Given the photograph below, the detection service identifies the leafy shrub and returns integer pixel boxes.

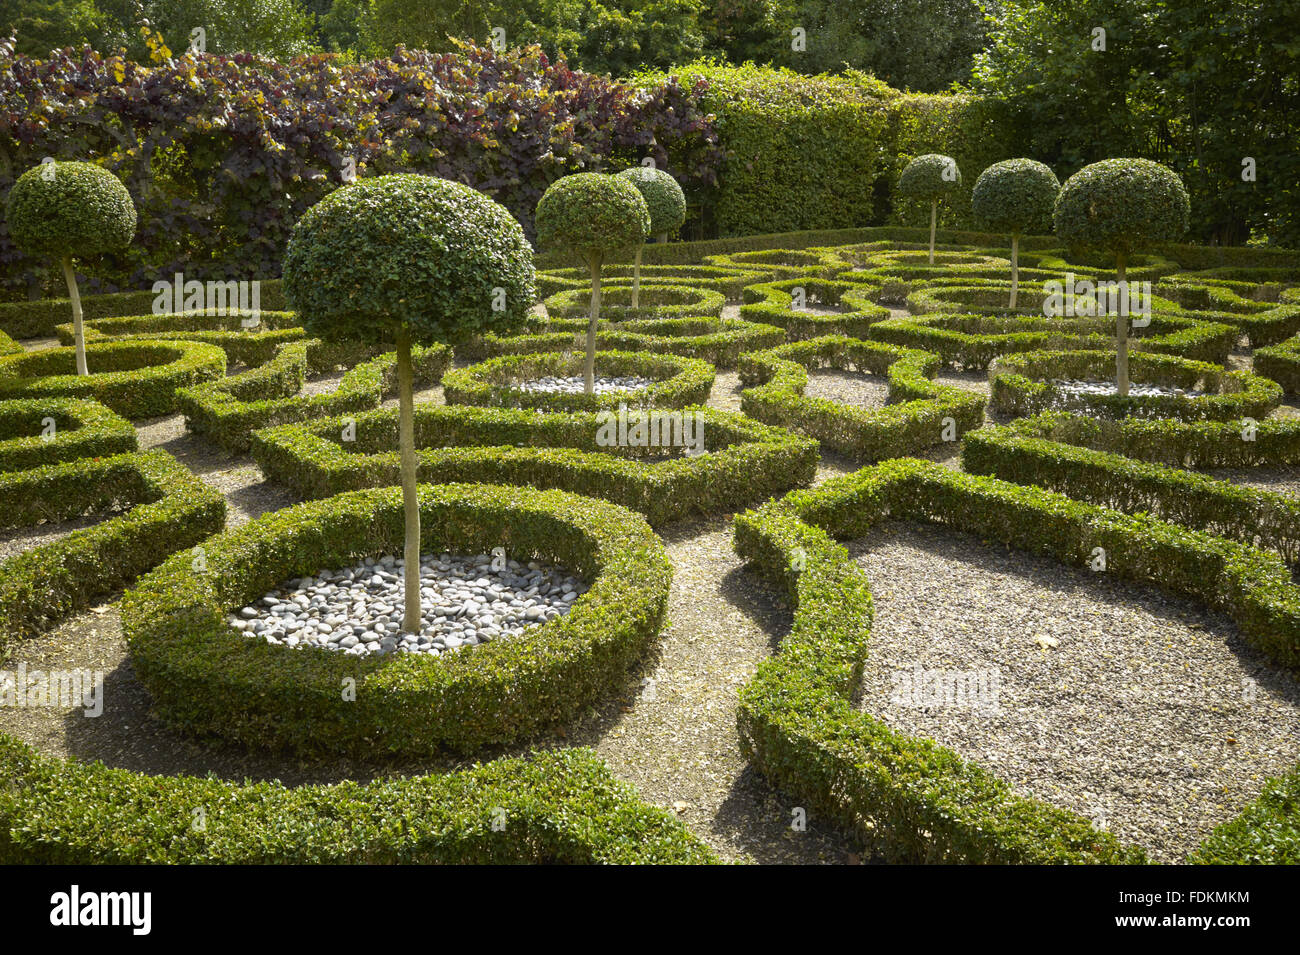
[615,167,687,240]
[739,279,890,339]
[971,158,1060,307]
[898,154,962,263]
[544,283,724,321]
[0,397,136,471]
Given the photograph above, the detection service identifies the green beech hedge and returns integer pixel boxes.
[869,312,1237,369]
[249,404,817,527]
[544,283,725,320]
[57,309,307,367]
[122,483,672,756]
[733,457,1300,861]
[537,264,767,301]
[444,351,714,412]
[962,424,1300,564]
[0,739,716,864]
[738,336,984,459]
[0,340,227,418]
[0,450,225,655]
[739,279,889,339]
[989,350,1282,421]
[178,340,451,452]
[0,397,136,471]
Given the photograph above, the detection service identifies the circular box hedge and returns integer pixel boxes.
[0,339,226,418]
[536,264,767,301]
[544,283,725,320]
[443,350,715,412]
[703,247,851,281]
[57,309,308,367]
[0,397,136,471]
[739,278,889,339]
[123,483,673,756]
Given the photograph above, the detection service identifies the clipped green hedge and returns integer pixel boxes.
[0,739,716,864]
[733,456,1300,860]
[123,483,672,756]
[703,247,851,281]
[58,309,308,367]
[962,423,1300,564]
[0,339,227,418]
[250,403,817,527]
[868,311,1237,369]
[0,397,136,471]
[444,351,714,412]
[1255,336,1300,394]
[989,349,1282,421]
[0,329,19,356]
[0,450,226,655]
[906,282,1189,320]
[739,336,984,459]
[1152,281,1300,347]
[739,278,889,339]
[537,264,767,301]
[178,340,451,452]
[1188,768,1300,865]
[544,283,725,320]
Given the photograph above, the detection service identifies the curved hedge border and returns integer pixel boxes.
[1255,336,1300,394]
[733,457,1300,861]
[473,318,784,369]
[537,264,766,301]
[0,739,715,863]
[1152,282,1300,347]
[738,336,984,459]
[0,329,19,356]
[178,340,452,452]
[739,278,889,339]
[989,349,1282,421]
[868,312,1236,369]
[249,403,818,527]
[962,423,1300,564]
[123,483,671,756]
[0,397,136,471]
[0,340,227,419]
[57,309,307,367]
[703,247,850,281]
[544,283,725,320]
[1028,252,1181,281]
[443,351,714,412]
[906,282,1189,319]
[0,449,226,655]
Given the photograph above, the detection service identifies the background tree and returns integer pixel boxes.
[897,154,962,264]
[970,157,1058,307]
[535,173,649,392]
[5,161,136,374]
[282,174,536,632]
[615,165,686,307]
[1054,157,1189,397]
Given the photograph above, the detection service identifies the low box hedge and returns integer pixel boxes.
[1255,336,1300,393]
[122,483,672,756]
[733,456,1300,861]
[0,330,19,356]
[1152,281,1300,347]
[703,247,852,281]
[249,403,818,527]
[57,309,307,367]
[443,351,715,412]
[178,340,451,452]
[738,336,985,460]
[537,264,767,301]
[0,738,716,864]
[989,349,1282,421]
[906,282,1189,320]
[0,449,226,654]
[0,397,136,471]
[1188,767,1300,865]
[739,278,890,339]
[544,283,726,320]
[0,340,227,419]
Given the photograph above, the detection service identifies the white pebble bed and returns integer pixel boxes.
[1051,378,1208,400]
[228,552,588,657]
[514,375,653,394]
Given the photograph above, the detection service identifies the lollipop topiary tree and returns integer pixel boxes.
[897,154,962,265]
[615,166,687,308]
[535,173,650,392]
[5,161,136,375]
[1054,158,1190,397]
[282,174,535,632]
[971,159,1060,309]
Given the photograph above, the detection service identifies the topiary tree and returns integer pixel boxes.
[971,158,1060,309]
[5,161,136,375]
[897,153,962,265]
[282,174,535,632]
[1054,158,1190,397]
[615,166,687,308]
[535,173,650,392]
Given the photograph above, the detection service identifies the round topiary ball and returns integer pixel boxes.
[897,154,963,199]
[615,166,687,238]
[5,160,137,260]
[1054,158,1190,256]
[535,173,651,261]
[971,158,1060,236]
[281,174,536,342]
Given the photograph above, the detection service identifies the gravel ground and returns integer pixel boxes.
[848,520,1300,862]
[803,369,890,408]
[0,511,117,561]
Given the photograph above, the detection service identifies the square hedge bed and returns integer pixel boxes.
[0,397,136,471]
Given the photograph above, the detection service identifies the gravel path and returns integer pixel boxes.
[848,520,1300,862]
[802,370,890,408]
[0,512,116,561]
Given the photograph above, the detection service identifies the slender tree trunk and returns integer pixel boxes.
[61,257,88,375]
[632,243,643,309]
[585,255,602,394]
[1009,235,1020,309]
[1115,253,1129,398]
[396,329,422,633]
[928,198,938,265]
[657,232,667,244]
